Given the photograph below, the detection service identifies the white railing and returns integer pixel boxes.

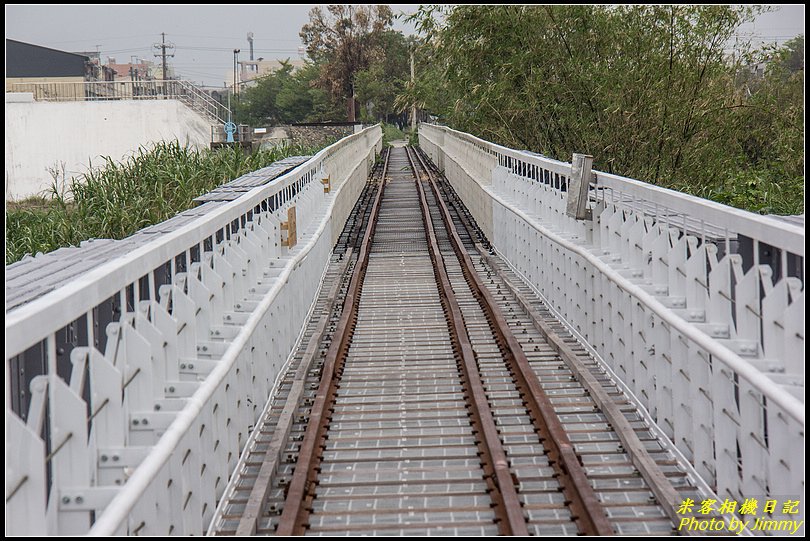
[421,124,804,516]
[10,80,230,124]
[4,125,382,535]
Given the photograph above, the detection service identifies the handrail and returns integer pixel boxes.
[424,124,804,257]
[5,125,382,535]
[10,80,232,125]
[6,127,374,355]
[420,122,804,519]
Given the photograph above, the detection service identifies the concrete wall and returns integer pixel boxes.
[259,124,360,151]
[5,97,212,200]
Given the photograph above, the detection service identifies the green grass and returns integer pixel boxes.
[381,123,406,146]
[6,141,320,265]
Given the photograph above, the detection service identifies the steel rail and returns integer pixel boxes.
[406,147,529,536]
[88,128,382,536]
[234,150,387,535]
[411,147,614,536]
[417,145,696,533]
[275,148,391,535]
[235,247,354,535]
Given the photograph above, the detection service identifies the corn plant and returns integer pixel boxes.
[6,141,317,265]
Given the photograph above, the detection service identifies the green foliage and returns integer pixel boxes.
[6,141,319,264]
[406,5,804,214]
[235,7,412,126]
[381,123,406,146]
[698,168,804,215]
[300,5,394,103]
[354,31,412,122]
[233,61,343,125]
[407,129,419,147]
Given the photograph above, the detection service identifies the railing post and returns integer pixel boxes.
[567,153,594,220]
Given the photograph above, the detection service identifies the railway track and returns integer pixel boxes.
[210,145,710,536]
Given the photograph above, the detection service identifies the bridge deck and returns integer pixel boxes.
[210,146,715,535]
[6,125,802,536]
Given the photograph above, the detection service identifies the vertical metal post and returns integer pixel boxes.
[410,49,416,131]
[567,153,594,220]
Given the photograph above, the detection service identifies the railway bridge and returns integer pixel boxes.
[5,124,804,535]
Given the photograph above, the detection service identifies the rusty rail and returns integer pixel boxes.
[409,147,614,535]
[275,150,391,535]
[407,147,529,535]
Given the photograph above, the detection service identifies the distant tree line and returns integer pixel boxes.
[235,4,803,214]
[400,5,804,214]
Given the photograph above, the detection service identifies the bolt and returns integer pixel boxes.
[62,496,71,504]
[155,404,162,411]
[132,419,140,426]
[168,386,176,393]
[101,455,109,462]
[142,418,149,426]
[188,363,194,369]
[180,363,187,369]
[75,496,84,504]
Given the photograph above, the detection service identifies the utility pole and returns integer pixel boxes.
[153,32,175,81]
[410,48,417,132]
[233,49,241,95]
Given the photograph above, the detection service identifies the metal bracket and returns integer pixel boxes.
[58,486,121,511]
[280,206,297,248]
[321,176,331,193]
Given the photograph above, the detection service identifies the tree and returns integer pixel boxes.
[405,5,803,213]
[354,30,411,123]
[233,60,343,125]
[300,5,394,120]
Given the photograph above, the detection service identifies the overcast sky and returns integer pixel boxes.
[5,4,805,88]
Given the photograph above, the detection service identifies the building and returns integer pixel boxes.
[106,58,157,82]
[6,39,114,99]
[226,58,307,92]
